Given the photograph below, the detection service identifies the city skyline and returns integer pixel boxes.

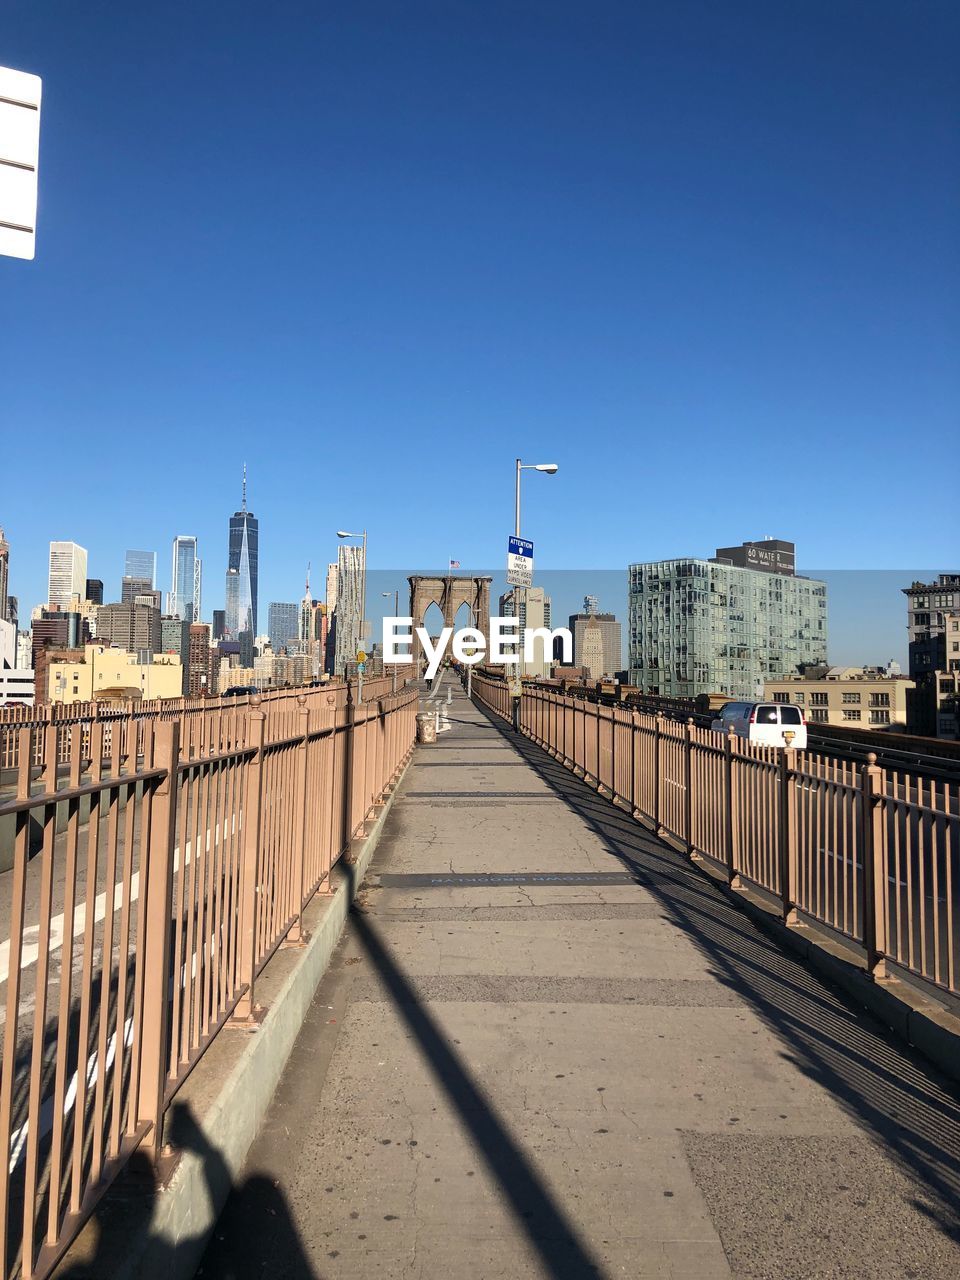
[0,516,952,672]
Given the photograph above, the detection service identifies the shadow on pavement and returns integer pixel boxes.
[346,859,607,1279]
[475,697,960,1245]
[58,1102,316,1280]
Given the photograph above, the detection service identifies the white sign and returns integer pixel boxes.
[382,616,572,680]
[0,66,42,260]
[506,536,533,588]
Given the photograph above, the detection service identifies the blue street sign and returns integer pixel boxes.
[508,536,533,558]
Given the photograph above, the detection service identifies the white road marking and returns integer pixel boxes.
[0,815,236,985]
[8,1016,135,1173]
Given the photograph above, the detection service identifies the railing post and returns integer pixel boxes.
[861,754,889,979]
[287,696,310,945]
[630,710,638,816]
[723,726,739,887]
[232,699,266,1024]
[653,714,663,833]
[683,718,694,857]
[137,720,180,1157]
[779,747,799,924]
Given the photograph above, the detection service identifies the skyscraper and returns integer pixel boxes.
[325,563,339,614]
[224,467,258,642]
[169,535,202,623]
[96,602,162,658]
[121,576,154,605]
[124,549,157,587]
[333,544,364,676]
[498,586,554,678]
[48,541,88,608]
[0,527,9,622]
[568,598,621,677]
[269,601,299,653]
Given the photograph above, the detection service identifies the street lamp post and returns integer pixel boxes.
[337,529,367,701]
[382,589,400,692]
[513,460,558,690]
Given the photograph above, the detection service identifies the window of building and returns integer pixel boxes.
[870,710,891,725]
[842,709,861,721]
[772,692,788,703]
[869,692,890,707]
[794,692,804,703]
[810,692,828,706]
[809,708,828,722]
[841,692,860,704]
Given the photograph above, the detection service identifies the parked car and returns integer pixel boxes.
[711,700,807,749]
[221,685,260,697]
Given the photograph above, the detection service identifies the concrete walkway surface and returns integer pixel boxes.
[195,676,960,1280]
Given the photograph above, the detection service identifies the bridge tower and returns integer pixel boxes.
[408,575,492,670]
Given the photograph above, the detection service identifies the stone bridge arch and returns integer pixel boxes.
[408,575,492,669]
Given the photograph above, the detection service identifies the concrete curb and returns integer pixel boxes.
[56,750,414,1280]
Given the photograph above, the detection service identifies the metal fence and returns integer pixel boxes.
[473,674,960,1003]
[0,676,401,775]
[0,683,417,1279]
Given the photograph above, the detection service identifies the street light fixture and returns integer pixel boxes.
[382,589,400,691]
[513,460,559,690]
[515,460,559,536]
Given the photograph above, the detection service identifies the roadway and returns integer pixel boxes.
[196,682,960,1279]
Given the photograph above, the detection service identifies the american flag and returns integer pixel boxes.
[449,559,460,569]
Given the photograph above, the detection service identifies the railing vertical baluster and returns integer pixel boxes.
[233,701,266,1022]
[138,720,180,1158]
[653,714,663,833]
[861,754,889,979]
[632,706,640,814]
[723,726,739,886]
[683,718,694,856]
[288,696,311,942]
[778,747,799,924]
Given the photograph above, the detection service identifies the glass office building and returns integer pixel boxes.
[224,477,258,641]
[169,535,202,623]
[268,601,299,653]
[628,541,827,699]
[124,549,156,586]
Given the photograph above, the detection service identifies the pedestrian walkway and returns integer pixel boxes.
[197,682,960,1279]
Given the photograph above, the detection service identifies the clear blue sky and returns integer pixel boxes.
[2,1,957,655]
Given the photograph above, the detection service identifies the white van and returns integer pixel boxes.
[711,701,807,749]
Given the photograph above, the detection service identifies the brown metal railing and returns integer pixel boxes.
[0,676,401,774]
[473,674,960,1003]
[0,683,417,1279]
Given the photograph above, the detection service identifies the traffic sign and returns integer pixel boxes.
[356,650,367,664]
[506,536,533,588]
[0,66,42,261]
